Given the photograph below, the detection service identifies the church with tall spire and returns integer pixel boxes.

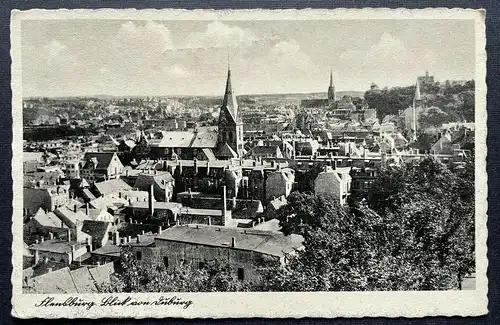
[216,62,244,159]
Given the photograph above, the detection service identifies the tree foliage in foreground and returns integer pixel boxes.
[100,247,251,293]
[258,156,474,291]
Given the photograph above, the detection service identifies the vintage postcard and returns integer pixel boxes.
[11,8,487,318]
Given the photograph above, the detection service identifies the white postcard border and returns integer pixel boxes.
[11,8,488,319]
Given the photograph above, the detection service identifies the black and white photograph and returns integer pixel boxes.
[10,8,487,319]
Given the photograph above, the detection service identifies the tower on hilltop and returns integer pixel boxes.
[328,69,336,105]
[216,62,244,158]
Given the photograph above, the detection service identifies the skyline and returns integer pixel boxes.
[21,19,475,97]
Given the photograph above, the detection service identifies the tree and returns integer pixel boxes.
[260,156,475,291]
[131,134,150,162]
[366,156,475,289]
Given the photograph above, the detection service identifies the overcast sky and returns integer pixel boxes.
[21,19,475,97]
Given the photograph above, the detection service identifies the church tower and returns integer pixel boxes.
[327,69,336,105]
[216,64,244,158]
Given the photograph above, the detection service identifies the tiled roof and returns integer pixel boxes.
[81,220,111,245]
[82,152,117,170]
[156,224,304,258]
[32,208,64,228]
[190,129,218,148]
[29,239,85,254]
[216,143,238,158]
[54,206,90,227]
[249,145,280,157]
[148,131,195,148]
[88,262,115,286]
[69,266,98,293]
[94,178,132,196]
[28,267,77,294]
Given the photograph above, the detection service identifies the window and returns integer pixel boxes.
[237,268,245,281]
[163,256,169,267]
[198,261,205,269]
[136,251,142,261]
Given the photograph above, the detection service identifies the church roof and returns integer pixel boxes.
[216,143,238,159]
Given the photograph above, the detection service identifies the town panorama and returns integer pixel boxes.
[22,66,475,293]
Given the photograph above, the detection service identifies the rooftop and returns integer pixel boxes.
[156,224,303,258]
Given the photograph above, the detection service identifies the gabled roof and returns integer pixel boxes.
[82,152,119,170]
[81,220,111,243]
[148,131,195,148]
[216,143,238,159]
[32,208,65,228]
[201,148,217,161]
[134,172,175,190]
[190,128,218,148]
[93,178,132,196]
[53,206,90,228]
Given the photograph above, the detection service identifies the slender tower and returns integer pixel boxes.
[412,80,421,142]
[327,69,336,106]
[216,56,244,157]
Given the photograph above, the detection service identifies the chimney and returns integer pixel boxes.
[176,220,180,226]
[194,158,198,174]
[126,169,129,177]
[141,230,145,235]
[231,237,236,248]
[34,250,39,265]
[49,232,54,240]
[35,239,39,244]
[86,237,93,252]
[47,267,53,273]
[127,236,132,243]
[136,235,141,243]
[222,186,228,226]
[44,256,49,264]
[114,231,120,245]
[40,236,44,243]
[206,161,210,175]
[165,186,170,202]
[85,203,89,216]
[67,228,71,242]
[158,225,163,234]
[232,196,237,209]
[208,216,212,226]
[73,204,77,213]
[148,184,154,216]
[179,161,183,174]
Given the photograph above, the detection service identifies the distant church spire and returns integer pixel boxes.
[328,69,336,104]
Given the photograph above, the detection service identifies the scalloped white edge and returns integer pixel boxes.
[10,8,488,319]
